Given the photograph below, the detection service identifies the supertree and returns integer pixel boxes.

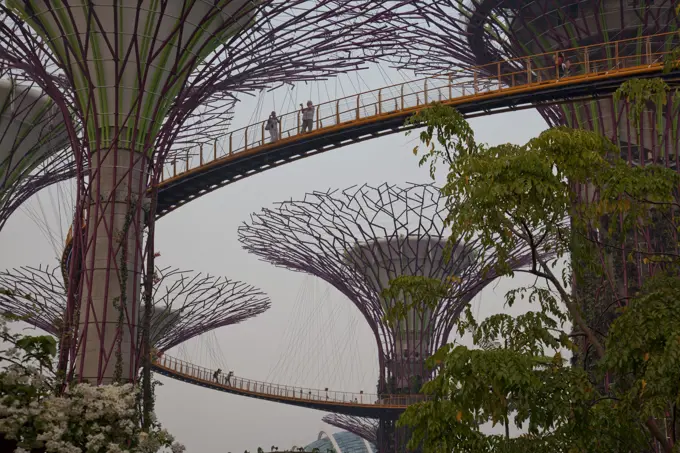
[322,414,378,445]
[239,183,538,451]
[0,68,72,233]
[0,264,270,367]
[0,0,405,384]
[390,0,680,370]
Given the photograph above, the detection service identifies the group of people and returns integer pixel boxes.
[265,52,572,145]
[264,100,315,143]
[213,368,234,386]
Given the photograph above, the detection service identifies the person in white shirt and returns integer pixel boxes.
[300,100,314,134]
[265,111,280,143]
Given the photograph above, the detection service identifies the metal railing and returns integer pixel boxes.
[160,31,679,183]
[153,354,426,408]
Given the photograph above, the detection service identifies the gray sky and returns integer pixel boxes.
[0,64,552,452]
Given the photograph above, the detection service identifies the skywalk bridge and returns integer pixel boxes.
[154,31,680,219]
[152,354,425,418]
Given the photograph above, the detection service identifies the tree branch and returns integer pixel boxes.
[645,417,672,453]
[536,256,605,359]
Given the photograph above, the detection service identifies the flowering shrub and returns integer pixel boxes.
[0,315,184,453]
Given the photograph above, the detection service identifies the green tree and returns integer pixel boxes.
[394,92,680,452]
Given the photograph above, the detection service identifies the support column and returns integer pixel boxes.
[76,148,148,384]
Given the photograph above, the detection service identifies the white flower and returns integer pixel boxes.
[0,332,180,453]
[170,442,186,453]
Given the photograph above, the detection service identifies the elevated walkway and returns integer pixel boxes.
[154,31,680,218]
[152,354,425,418]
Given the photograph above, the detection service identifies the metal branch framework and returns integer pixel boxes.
[0,265,64,334]
[0,68,72,232]
[322,414,378,445]
[0,264,270,370]
[0,0,407,383]
[239,183,536,393]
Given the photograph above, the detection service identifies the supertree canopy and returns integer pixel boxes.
[0,264,270,367]
[239,183,536,450]
[0,0,404,384]
[239,183,535,392]
[0,70,71,232]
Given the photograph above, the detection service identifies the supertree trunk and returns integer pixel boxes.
[74,149,148,383]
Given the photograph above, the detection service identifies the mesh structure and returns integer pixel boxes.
[0,264,270,370]
[322,414,378,445]
[239,183,539,452]
[304,431,376,453]
[0,0,405,384]
[0,69,72,232]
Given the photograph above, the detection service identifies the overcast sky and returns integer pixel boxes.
[0,64,551,452]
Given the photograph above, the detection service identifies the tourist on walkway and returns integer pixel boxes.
[213,368,222,382]
[226,371,234,385]
[300,101,314,134]
[265,111,280,143]
[555,52,567,78]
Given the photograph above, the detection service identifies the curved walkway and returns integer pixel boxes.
[152,354,425,419]
[154,31,680,218]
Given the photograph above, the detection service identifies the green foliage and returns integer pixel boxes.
[614,78,670,129]
[15,335,57,371]
[603,275,680,417]
[440,124,670,268]
[406,103,477,179]
[381,275,451,323]
[399,284,672,452]
[394,84,680,451]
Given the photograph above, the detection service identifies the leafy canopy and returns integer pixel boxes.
[393,78,680,452]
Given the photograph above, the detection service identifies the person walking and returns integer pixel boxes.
[300,101,314,134]
[555,52,567,78]
[265,111,280,143]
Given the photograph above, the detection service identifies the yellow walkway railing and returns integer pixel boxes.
[153,354,425,409]
[160,31,677,185]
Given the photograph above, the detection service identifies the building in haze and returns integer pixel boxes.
[304,431,376,453]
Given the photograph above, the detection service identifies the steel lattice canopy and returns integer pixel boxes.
[0,77,69,203]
